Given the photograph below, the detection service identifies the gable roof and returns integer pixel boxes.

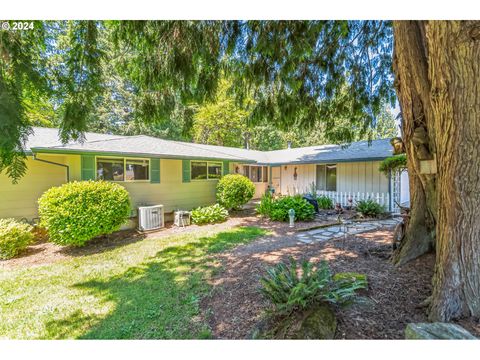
[28,127,393,164]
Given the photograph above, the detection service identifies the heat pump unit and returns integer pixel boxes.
[138,205,164,231]
[174,210,191,227]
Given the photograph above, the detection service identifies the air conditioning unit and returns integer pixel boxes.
[138,205,164,231]
[174,210,191,227]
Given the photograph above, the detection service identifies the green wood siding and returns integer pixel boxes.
[81,155,95,180]
[150,158,160,183]
[222,161,229,176]
[182,160,191,182]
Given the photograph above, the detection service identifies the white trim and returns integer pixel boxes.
[95,155,151,182]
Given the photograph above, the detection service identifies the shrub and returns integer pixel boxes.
[356,199,385,217]
[38,181,131,246]
[191,204,229,225]
[257,195,315,222]
[379,154,407,175]
[256,193,275,216]
[260,258,367,315]
[316,195,333,210]
[0,218,34,259]
[216,174,255,210]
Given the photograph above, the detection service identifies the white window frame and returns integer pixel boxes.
[190,160,224,181]
[95,156,151,183]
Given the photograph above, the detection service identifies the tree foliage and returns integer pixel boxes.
[1,20,395,182]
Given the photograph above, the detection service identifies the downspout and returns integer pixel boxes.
[33,153,70,182]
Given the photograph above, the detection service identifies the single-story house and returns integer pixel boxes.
[0,127,407,224]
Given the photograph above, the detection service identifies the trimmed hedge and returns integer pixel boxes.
[191,204,229,225]
[38,181,131,246]
[216,174,255,210]
[0,218,34,259]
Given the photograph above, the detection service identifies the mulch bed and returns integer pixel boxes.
[200,227,480,339]
[0,209,333,270]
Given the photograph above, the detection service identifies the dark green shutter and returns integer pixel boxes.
[182,160,191,182]
[150,158,160,183]
[222,161,229,176]
[81,155,95,180]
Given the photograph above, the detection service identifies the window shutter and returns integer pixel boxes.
[81,155,95,180]
[222,161,229,176]
[182,160,191,182]
[150,158,160,183]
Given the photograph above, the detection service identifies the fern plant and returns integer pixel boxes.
[260,258,367,315]
[355,199,385,217]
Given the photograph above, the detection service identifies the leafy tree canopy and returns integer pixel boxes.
[0,20,395,181]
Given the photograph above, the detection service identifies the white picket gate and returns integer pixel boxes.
[316,190,390,209]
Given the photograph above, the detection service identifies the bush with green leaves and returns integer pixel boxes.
[355,199,386,217]
[257,195,315,222]
[216,174,255,210]
[260,258,367,315]
[191,203,229,225]
[38,180,131,247]
[316,195,334,210]
[0,218,34,259]
[379,154,407,175]
[256,193,275,216]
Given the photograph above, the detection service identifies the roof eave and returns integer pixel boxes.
[264,156,391,166]
[31,147,257,163]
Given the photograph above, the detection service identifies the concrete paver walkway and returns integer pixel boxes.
[296,218,402,244]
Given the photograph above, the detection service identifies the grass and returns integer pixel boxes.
[0,226,267,339]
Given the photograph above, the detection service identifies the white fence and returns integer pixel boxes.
[316,190,391,210]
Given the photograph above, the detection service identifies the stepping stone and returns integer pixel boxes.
[327,227,341,232]
[299,238,313,244]
[313,235,330,241]
[308,229,326,235]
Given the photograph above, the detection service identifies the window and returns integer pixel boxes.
[97,158,125,181]
[243,165,268,183]
[316,163,336,191]
[126,159,149,181]
[326,164,337,191]
[208,162,222,179]
[96,157,150,182]
[191,161,223,180]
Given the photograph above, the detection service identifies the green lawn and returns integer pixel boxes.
[0,226,267,339]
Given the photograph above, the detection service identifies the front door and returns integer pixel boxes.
[271,166,281,194]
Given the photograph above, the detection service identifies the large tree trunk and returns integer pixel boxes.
[426,21,480,321]
[392,21,436,266]
[393,20,480,320]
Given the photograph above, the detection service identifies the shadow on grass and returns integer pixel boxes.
[59,230,147,257]
[44,226,267,339]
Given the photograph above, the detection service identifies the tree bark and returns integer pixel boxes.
[426,21,480,321]
[392,21,436,266]
[393,20,480,320]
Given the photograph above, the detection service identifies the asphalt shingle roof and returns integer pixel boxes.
[28,127,393,164]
